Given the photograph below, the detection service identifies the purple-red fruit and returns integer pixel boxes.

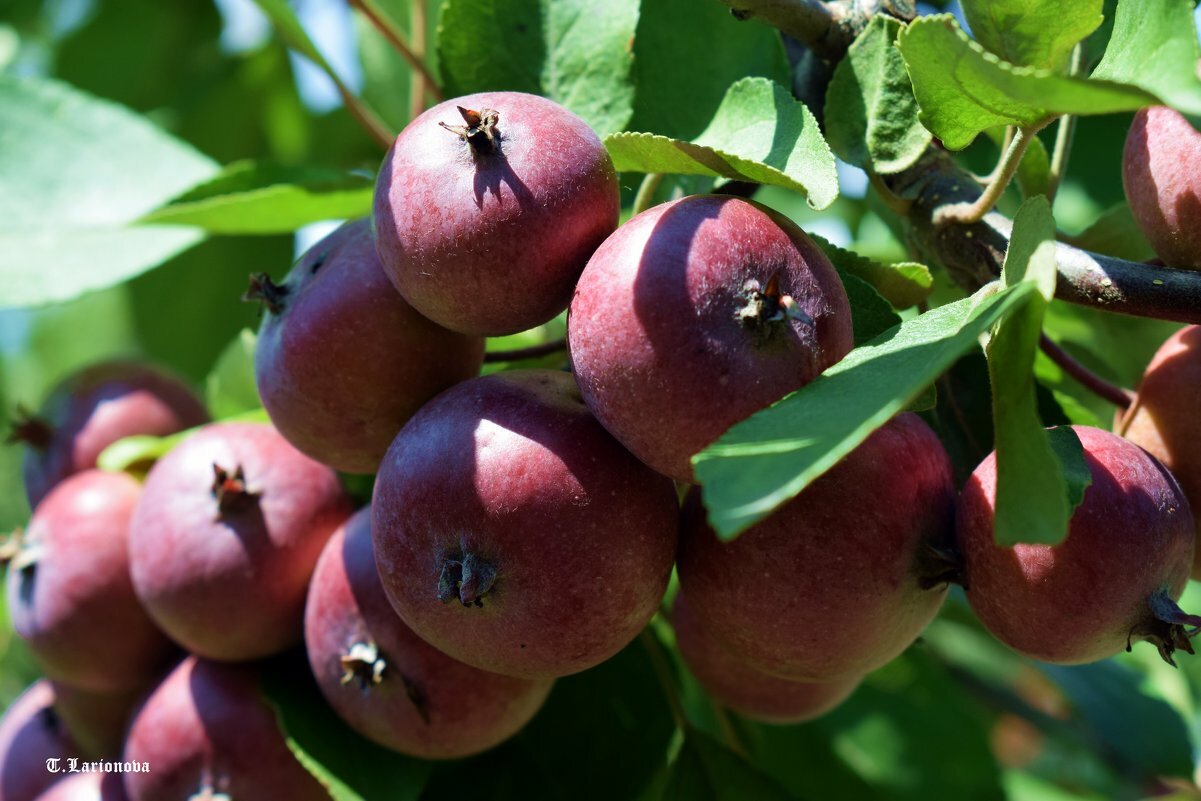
[122,658,328,801]
[32,772,128,801]
[672,592,860,725]
[373,370,679,679]
[568,194,854,482]
[9,362,208,508]
[129,422,352,661]
[305,508,553,758]
[1123,107,1201,269]
[7,471,175,693]
[249,218,485,474]
[373,92,620,336]
[677,413,956,681]
[958,425,1198,665]
[1121,326,1201,576]
[0,682,83,801]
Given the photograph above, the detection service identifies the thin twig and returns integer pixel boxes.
[1038,334,1134,409]
[975,126,1014,185]
[1046,48,1082,204]
[934,122,1049,226]
[719,0,853,60]
[409,0,429,119]
[633,173,665,216]
[351,0,444,102]
[639,629,687,731]
[331,80,395,150]
[482,338,568,364]
[868,171,912,216]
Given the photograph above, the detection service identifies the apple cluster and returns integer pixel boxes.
[2,93,1201,801]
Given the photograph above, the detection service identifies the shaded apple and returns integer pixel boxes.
[1123,107,1201,269]
[0,681,82,801]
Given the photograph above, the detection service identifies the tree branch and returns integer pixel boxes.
[719,0,914,60]
[1038,334,1134,409]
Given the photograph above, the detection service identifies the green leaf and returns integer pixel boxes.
[143,162,374,234]
[97,409,268,476]
[665,730,793,801]
[628,0,789,141]
[841,273,901,346]
[961,0,1103,70]
[1064,203,1155,262]
[437,0,639,136]
[250,0,335,71]
[897,15,1156,149]
[988,197,1091,546]
[0,76,217,308]
[263,654,432,801]
[810,233,933,309]
[605,78,838,210]
[694,281,1035,539]
[1091,0,1201,117]
[1047,425,1092,511]
[206,328,262,419]
[825,15,932,175]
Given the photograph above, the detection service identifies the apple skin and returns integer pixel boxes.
[676,413,955,681]
[672,592,860,725]
[568,194,854,483]
[372,369,679,679]
[121,658,329,801]
[1123,107,1201,269]
[30,771,128,801]
[0,682,83,801]
[7,471,176,693]
[305,508,553,758]
[957,425,1195,665]
[373,91,619,336]
[254,218,484,474]
[16,362,208,508]
[129,422,353,661]
[1121,325,1201,576]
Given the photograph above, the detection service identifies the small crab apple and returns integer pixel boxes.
[31,771,128,801]
[677,413,956,681]
[129,422,352,661]
[958,425,1199,665]
[0,681,83,801]
[372,369,679,679]
[305,508,553,758]
[8,362,208,508]
[373,92,620,336]
[1121,326,1201,576]
[568,194,854,483]
[122,658,329,801]
[672,592,861,725]
[6,470,176,693]
[1123,107,1201,269]
[247,218,485,474]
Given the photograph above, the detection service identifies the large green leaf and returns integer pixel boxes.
[1091,0,1201,117]
[437,0,639,136]
[144,162,374,234]
[628,0,789,141]
[896,15,1156,149]
[961,0,1103,70]
[987,197,1090,546]
[206,328,262,419]
[0,76,217,308]
[841,274,901,347]
[825,16,931,175]
[694,281,1035,538]
[605,78,838,210]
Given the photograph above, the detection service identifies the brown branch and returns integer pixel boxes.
[483,338,568,363]
[409,0,430,119]
[1038,334,1134,409]
[350,0,444,103]
[719,0,915,60]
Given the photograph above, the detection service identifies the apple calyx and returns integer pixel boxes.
[437,550,498,607]
[736,272,814,336]
[242,273,289,315]
[915,541,966,590]
[439,106,501,157]
[6,409,54,451]
[1129,588,1201,666]
[340,641,387,689]
[210,463,260,514]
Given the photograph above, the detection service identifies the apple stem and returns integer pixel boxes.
[242,273,289,315]
[439,106,500,157]
[1130,588,1201,667]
